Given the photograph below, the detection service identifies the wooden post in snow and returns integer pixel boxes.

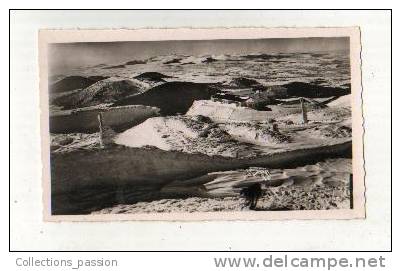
[300,97,308,124]
[98,112,105,147]
[98,111,116,147]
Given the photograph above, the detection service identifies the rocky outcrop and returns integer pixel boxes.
[125,60,147,65]
[52,77,150,109]
[229,77,265,90]
[162,159,352,199]
[201,57,218,63]
[49,76,105,93]
[163,58,181,64]
[102,64,126,69]
[113,82,218,115]
[282,82,350,98]
[134,72,173,83]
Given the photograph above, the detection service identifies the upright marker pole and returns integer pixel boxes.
[300,97,308,124]
[98,111,116,147]
[98,112,105,147]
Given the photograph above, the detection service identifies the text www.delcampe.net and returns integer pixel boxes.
[213,255,386,270]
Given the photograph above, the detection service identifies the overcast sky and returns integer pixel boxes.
[48,37,349,72]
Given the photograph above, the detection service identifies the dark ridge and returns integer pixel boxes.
[163,58,181,64]
[269,60,285,63]
[201,57,218,63]
[125,60,147,65]
[242,54,274,60]
[282,82,350,98]
[92,63,106,67]
[310,78,328,85]
[242,53,292,60]
[88,76,109,82]
[212,93,247,103]
[49,76,102,93]
[134,72,173,82]
[230,77,265,90]
[341,83,351,89]
[310,53,326,57]
[102,64,126,69]
[181,62,195,65]
[331,59,346,65]
[112,81,218,115]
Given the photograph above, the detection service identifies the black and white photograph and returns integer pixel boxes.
[41,28,364,220]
